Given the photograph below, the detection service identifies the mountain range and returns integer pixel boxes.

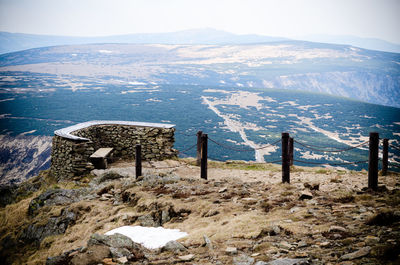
[1,28,399,55]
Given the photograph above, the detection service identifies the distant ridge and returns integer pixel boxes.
[299,34,400,54]
[2,28,399,55]
[0,28,289,54]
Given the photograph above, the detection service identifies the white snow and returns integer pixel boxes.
[105,226,188,249]
[54,120,175,141]
[98,49,113,54]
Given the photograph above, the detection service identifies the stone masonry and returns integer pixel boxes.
[50,121,177,180]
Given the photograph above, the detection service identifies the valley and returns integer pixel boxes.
[0,42,399,184]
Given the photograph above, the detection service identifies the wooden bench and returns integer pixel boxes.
[90,148,113,169]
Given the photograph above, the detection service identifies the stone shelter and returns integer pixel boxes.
[50,120,177,180]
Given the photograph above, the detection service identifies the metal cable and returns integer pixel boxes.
[208,156,227,162]
[178,143,198,153]
[388,161,400,169]
[208,137,280,152]
[208,157,282,164]
[294,140,369,153]
[293,159,369,166]
[264,159,282,164]
[390,144,400,151]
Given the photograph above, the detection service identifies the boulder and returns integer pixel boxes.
[340,246,371,261]
[21,208,77,245]
[161,240,187,253]
[28,189,85,216]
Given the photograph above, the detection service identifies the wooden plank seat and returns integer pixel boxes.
[90,148,113,169]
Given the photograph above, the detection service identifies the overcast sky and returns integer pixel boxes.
[0,0,399,43]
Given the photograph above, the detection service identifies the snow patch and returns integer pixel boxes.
[98,49,113,54]
[105,226,188,249]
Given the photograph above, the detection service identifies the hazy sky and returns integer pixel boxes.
[0,0,399,43]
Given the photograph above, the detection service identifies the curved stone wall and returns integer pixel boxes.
[50,121,177,180]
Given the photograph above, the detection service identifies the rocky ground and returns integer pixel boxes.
[0,158,399,264]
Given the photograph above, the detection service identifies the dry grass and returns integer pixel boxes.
[1,159,399,264]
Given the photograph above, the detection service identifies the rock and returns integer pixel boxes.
[46,247,84,265]
[297,241,307,248]
[294,252,308,258]
[289,207,301,213]
[21,208,77,245]
[88,233,137,249]
[87,233,145,262]
[366,210,400,226]
[365,235,379,245]
[303,182,319,190]
[329,225,347,233]
[28,189,84,216]
[226,247,238,255]
[102,258,116,265]
[233,254,255,265]
[257,225,281,238]
[203,209,219,217]
[299,191,313,200]
[278,241,293,250]
[161,240,187,253]
[0,184,17,207]
[161,209,171,225]
[137,214,158,227]
[98,171,126,183]
[70,245,111,265]
[254,262,268,265]
[178,254,194,261]
[319,241,330,247]
[203,235,213,249]
[265,258,309,265]
[219,187,228,193]
[109,247,131,258]
[117,256,128,264]
[340,246,371,260]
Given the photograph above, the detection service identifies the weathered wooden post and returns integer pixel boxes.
[368,132,379,190]
[382,138,388,176]
[289,137,294,166]
[282,132,290,183]
[200,134,208,180]
[196,131,203,166]
[135,144,142,178]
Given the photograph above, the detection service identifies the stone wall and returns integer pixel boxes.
[50,122,177,181]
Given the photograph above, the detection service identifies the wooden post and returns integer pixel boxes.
[200,134,208,180]
[368,132,379,190]
[196,131,203,166]
[135,144,142,179]
[382,138,388,176]
[289,137,294,166]
[282,132,290,183]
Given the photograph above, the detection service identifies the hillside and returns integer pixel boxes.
[1,159,399,264]
[0,135,51,185]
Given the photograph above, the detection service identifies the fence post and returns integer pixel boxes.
[196,131,203,166]
[289,137,294,166]
[368,132,379,190]
[135,144,142,179]
[200,134,208,180]
[382,138,388,176]
[282,132,290,183]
